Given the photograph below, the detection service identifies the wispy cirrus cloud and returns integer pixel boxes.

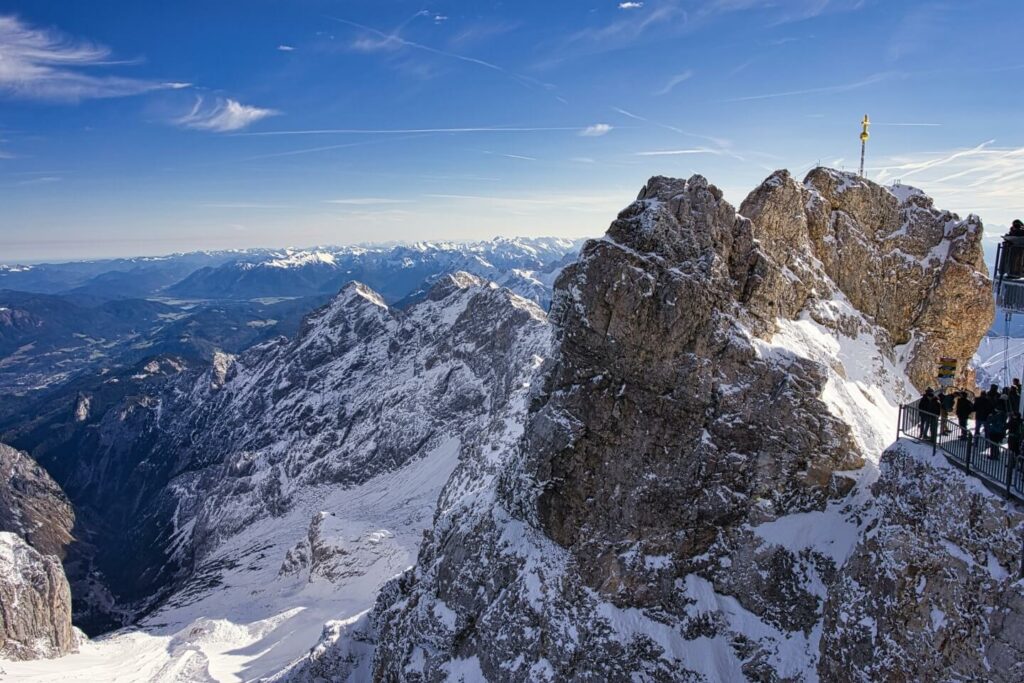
[174,97,279,133]
[636,147,723,156]
[323,197,412,205]
[696,0,867,25]
[612,106,732,149]
[870,141,1024,227]
[619,2,645,8]
[238,126,594,137]
[0,15,188,101]
[721,71,895,102]
[330,13,554,94]
[654,69,693,95]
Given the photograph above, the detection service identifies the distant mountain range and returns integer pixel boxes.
[0,237,584,416]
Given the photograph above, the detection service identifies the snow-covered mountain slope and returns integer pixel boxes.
[276,170,1018,682]
[2,272,553,680]
[167,237,584,304]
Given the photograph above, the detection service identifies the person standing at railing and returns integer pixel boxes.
[974,389,992,441]
[919,388,941,442]
[1010,380,1022,415]
[939,389,955,435]
[987,398,1009,460]
[1008,412,1022,464]
[955,390,974,440]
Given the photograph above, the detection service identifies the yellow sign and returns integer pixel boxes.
[937,357,957,386]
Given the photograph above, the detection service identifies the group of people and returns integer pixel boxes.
[918,381,1023,460]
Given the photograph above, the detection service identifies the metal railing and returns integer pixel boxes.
[897,400,1024,503]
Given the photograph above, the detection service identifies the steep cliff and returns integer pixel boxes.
[0,444,79,661]
[280,169,1006,682]
[0,532,80,661]
[0,443,74,558]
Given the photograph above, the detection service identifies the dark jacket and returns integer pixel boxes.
[987,409,1008,440]
[955,395,974,419]
[919,395,941,416]
[940,393,955,411]
[975,394,992,421]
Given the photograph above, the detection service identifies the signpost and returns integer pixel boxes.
[937,357,957,387]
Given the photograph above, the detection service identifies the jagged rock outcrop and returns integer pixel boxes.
[283,169,999,681]
[0,445,79,661]
[0,443,74,558]
[520,174,863,599]
[740,169,992,391]
[0,532,80,660]
[820,447,1024,682]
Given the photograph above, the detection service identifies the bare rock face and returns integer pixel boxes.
[523,174,861,596]
[0,443,75,559]
[820,447,1024,682]
[740,169,992,391]
[0,445,79,661]
[0,532,80,660]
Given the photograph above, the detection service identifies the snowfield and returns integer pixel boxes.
[3,438,461,682]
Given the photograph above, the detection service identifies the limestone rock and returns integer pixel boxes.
[0,443,74,559]
[820,447,1024,682]
[0,532,80,660]
[740,168,992,391]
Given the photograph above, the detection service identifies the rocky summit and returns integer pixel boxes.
[276,169,1012,682]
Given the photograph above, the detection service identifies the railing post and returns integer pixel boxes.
[897,405,902,441]
[1020,534,1024,581]
[1009,452,1016,499]
[965,432,973,475]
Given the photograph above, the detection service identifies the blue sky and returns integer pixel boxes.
[1,0,1022,260]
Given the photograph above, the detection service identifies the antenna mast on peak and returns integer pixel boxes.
[859,114,870,177]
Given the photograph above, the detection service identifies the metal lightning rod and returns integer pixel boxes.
[859,114,870,177]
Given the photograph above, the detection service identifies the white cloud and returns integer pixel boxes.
[277,44,296,52]
[619,2,645,8]
[654,69,693,95]
[0,15,182,101]
[580,123,613,137]
[174,97,279,133]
